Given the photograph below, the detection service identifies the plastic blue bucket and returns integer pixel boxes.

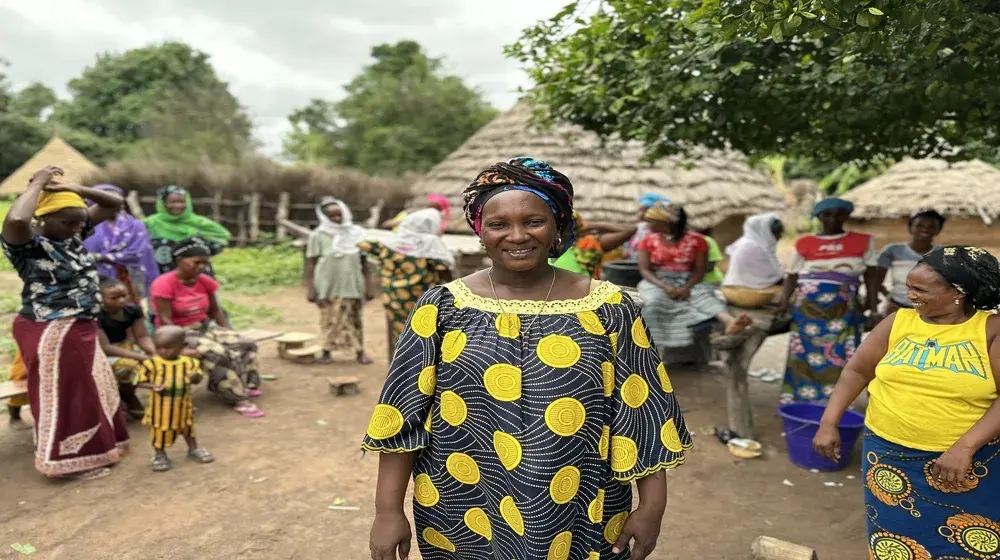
[777,403,865,471]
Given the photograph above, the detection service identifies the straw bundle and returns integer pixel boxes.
[409,101,785,232]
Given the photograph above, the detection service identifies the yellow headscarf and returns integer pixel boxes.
[643,201,681,223]
[35,190,86,217]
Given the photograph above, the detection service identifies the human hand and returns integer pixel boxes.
[931,445,975,491]
[774,301,790,317]
[42,182,80,194]
[181,348,201,359]
[674,286,691,300]
[613,504,664,559]
[812,423,841,462]
[29,165,63,186]
[369,511,411,560]
[189,373,204,385]
[152,385,166,394]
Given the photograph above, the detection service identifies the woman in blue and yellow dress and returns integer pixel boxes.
[363,157,691,560]
[815,246,1000,559]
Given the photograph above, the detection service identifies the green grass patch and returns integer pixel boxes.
[221,298,284,330]
[213,243,304,295]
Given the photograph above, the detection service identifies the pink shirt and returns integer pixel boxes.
[149,271,219,327]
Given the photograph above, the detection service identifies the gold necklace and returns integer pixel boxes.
[488,266,557,341]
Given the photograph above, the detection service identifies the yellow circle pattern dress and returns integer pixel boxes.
[362,280,692,559]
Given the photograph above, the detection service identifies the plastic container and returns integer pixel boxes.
[777,403,865,471]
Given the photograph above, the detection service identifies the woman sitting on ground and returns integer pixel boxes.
[359,208,454,351]
[150,238,264,418]
[721,213,785,308]
[815,245,1000,559]
[82,184,160,302]
[144,185,231,276]
[636,201,751,352]
[2,165,130,481]
[364,156,691,560]
[97,276,156,419]
[874,209,945,319]
[304,197,373,364]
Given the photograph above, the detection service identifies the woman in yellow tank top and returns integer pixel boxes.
[813,245,1000,560]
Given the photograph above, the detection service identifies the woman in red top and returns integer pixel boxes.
[150,238,264,418]
[636,202,750,350]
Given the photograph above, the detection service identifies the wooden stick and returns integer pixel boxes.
[751,536,818,560]
[278,218,312,238]
[276,192,290,240]
[249,193,261,243]
[126,190,145,220]
[236,196,248,245]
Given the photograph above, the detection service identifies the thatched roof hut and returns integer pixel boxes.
[0,136,100,196]
[409,101,785,247]
[842,158,1000,248]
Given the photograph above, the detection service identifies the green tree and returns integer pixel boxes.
[52,41,252,162]
[10,83,57,119]
[507,1,1000,166]
[284,40,498,176]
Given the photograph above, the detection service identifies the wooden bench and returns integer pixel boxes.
[0,380,28,401]
[274,332,321,363]
[328,376,360,396]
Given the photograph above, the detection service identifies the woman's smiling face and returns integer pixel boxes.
[479,190,557,272]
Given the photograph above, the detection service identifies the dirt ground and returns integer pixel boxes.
[0,273,869,560]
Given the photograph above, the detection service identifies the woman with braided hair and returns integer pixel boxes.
[363,157,690,560]
[815,245,1000,559]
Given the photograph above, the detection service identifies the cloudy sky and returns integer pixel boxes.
[0,0,572,156]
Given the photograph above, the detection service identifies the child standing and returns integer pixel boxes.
[135,326,214,472]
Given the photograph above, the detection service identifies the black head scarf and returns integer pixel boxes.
[172,237,213,261]
[919,245,1000,311]
[462,156,575,257]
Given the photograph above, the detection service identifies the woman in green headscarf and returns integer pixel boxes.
[144,186,231,276]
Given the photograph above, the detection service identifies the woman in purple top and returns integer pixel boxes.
[82,184,160,302]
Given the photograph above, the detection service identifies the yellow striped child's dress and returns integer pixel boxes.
[136,356,201,449]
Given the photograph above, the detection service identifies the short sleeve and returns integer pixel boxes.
[199,274,220,295]
[706,237,722,262]
[690,234,709,255]
[606,293,692,480]
[125,305,146,324]
[186,358,203,377]
[135,359,154,384]
[863,235,878,267]
[635,234,657,253]
[361,286,444,453]
[876,244,896,269]
[149,274,175,301]
[306,231,324,259]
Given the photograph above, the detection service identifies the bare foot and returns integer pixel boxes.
[724,313,753,335]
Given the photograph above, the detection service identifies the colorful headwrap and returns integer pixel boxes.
[463,156,575,257]
[919,246,1000,312]
[644,201,682,223]
[172,237,214,261]
[35,190,87,217]
[637,193,670,208]
[144,185,231,245]
[426,193,451,232]
[811,197,854,218]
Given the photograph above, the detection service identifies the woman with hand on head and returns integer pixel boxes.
[1,165,130,481]
[364,157,691,560]
[149,238,264,418]
[305,197,373,365]
[814,246,1000,559]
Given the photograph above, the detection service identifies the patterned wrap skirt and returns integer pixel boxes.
[637,270,727,349]
[863,430,1000,559]
[781,278,864,404]
[184,322,260,405]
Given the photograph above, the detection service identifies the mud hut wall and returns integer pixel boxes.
[848,218,1000,251]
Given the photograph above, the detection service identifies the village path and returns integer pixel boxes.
[0,277,867,560]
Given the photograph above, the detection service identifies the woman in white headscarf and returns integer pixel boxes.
[721,213,786,308]
[305,197,373,364]
[359,208,455,351]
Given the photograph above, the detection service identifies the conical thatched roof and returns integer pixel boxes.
[0,136,100,196]
[410,101,785,232]
[842,158,1000,225]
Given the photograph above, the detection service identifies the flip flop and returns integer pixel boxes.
[235,404,265,418]
[246,389,262,398]
[151,455,172,473]
[187,448,215,464]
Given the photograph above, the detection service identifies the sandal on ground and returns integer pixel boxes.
[246,388,262,398]
[234,403,265,418]
[65,467,112,481]
[187,448,215,464]
[152,455,172,472]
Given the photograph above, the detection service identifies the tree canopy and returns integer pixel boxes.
[284,40,498,176]
[507,1,1000,166]
[51,41,253,163]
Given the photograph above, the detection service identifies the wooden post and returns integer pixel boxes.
[236,196,248,245]
[278,218,313,238]
[276,192,290,240]
[211,192,223,223]
[126,191,145,219]
[249,193,261,243]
